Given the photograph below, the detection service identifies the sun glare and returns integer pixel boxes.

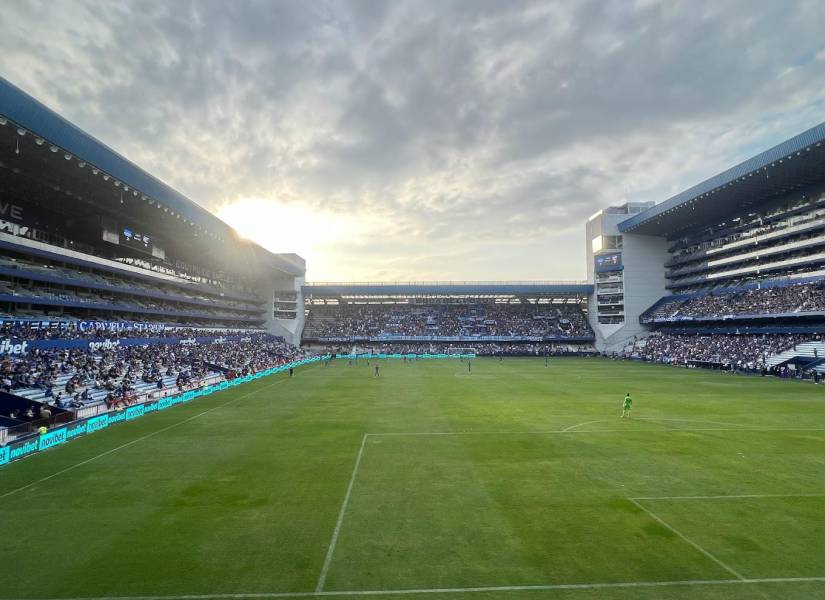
[216,198,359,277]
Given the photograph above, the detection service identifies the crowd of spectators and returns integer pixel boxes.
[304,303,592,340]
[621,332,815,371]
[0,322,265,341]
[308,342,596,357]
[0,338,302,420]
[642,282,825,323]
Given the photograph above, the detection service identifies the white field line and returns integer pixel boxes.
[20,576,825,599]
[316,434,369,593]
[633,493,825,501]
[564,417,749,432]
[561,419,604,432]
[368,427,825,436]
[628,498,746,581]
[0,378,286,501]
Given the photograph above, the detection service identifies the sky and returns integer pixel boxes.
[1,0,824,282]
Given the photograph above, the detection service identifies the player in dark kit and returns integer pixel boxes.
[374,364,380,377]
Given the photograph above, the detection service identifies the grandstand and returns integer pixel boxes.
[301,281,596,356]
[589,121,825,376]
[0,76,306,443]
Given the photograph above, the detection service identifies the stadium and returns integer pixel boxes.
[2,62,825,600]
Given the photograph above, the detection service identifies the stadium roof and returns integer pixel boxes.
[619,121,825,236]
[0,76,304,276]
[303,281,593,296]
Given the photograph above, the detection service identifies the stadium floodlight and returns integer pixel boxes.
[103,175,110,181]
[63,153,72,160]
[91,168,99,175]
[16,127,26,136]
[35,138,44,146]
[0,117,6,125]
[49,145,58,152]
[78,161,86,168]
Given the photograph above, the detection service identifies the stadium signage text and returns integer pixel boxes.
[88,339,121,352]
[0,334,272,354]
[86,415,109,433]
[9,438,39,461]
[66,422,88,440]
[0,339,29,355]
[0,219,29,237]
[0,201,24,221]
[38,427,67,451]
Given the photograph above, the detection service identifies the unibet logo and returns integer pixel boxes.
[0,339,29,355]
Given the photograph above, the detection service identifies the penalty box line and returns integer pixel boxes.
[315,430,825,592]
[628,498,746,581]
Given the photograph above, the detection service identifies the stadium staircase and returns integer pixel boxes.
[766,341,825,373]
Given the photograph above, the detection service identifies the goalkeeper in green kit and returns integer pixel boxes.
[621,393,632,419]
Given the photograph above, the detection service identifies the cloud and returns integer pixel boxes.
[0,0,824,281]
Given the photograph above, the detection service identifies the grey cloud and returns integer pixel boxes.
[0,0,823,280]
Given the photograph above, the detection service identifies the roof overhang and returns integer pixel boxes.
[303,282,593,297]
[618,122,825,237]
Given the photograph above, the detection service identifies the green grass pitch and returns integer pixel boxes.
[2,357,825,600]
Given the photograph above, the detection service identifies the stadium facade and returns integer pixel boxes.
[0,76,305,345]
[587,121,825,354]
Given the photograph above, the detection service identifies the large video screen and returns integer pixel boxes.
[119,227,153,253]
[595,252,622,268]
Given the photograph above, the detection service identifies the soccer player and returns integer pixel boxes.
[468,360,472,373]
[374,364,380,378]
[621,393,632,419]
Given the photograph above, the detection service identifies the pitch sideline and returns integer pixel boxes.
[16,576,825,599]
